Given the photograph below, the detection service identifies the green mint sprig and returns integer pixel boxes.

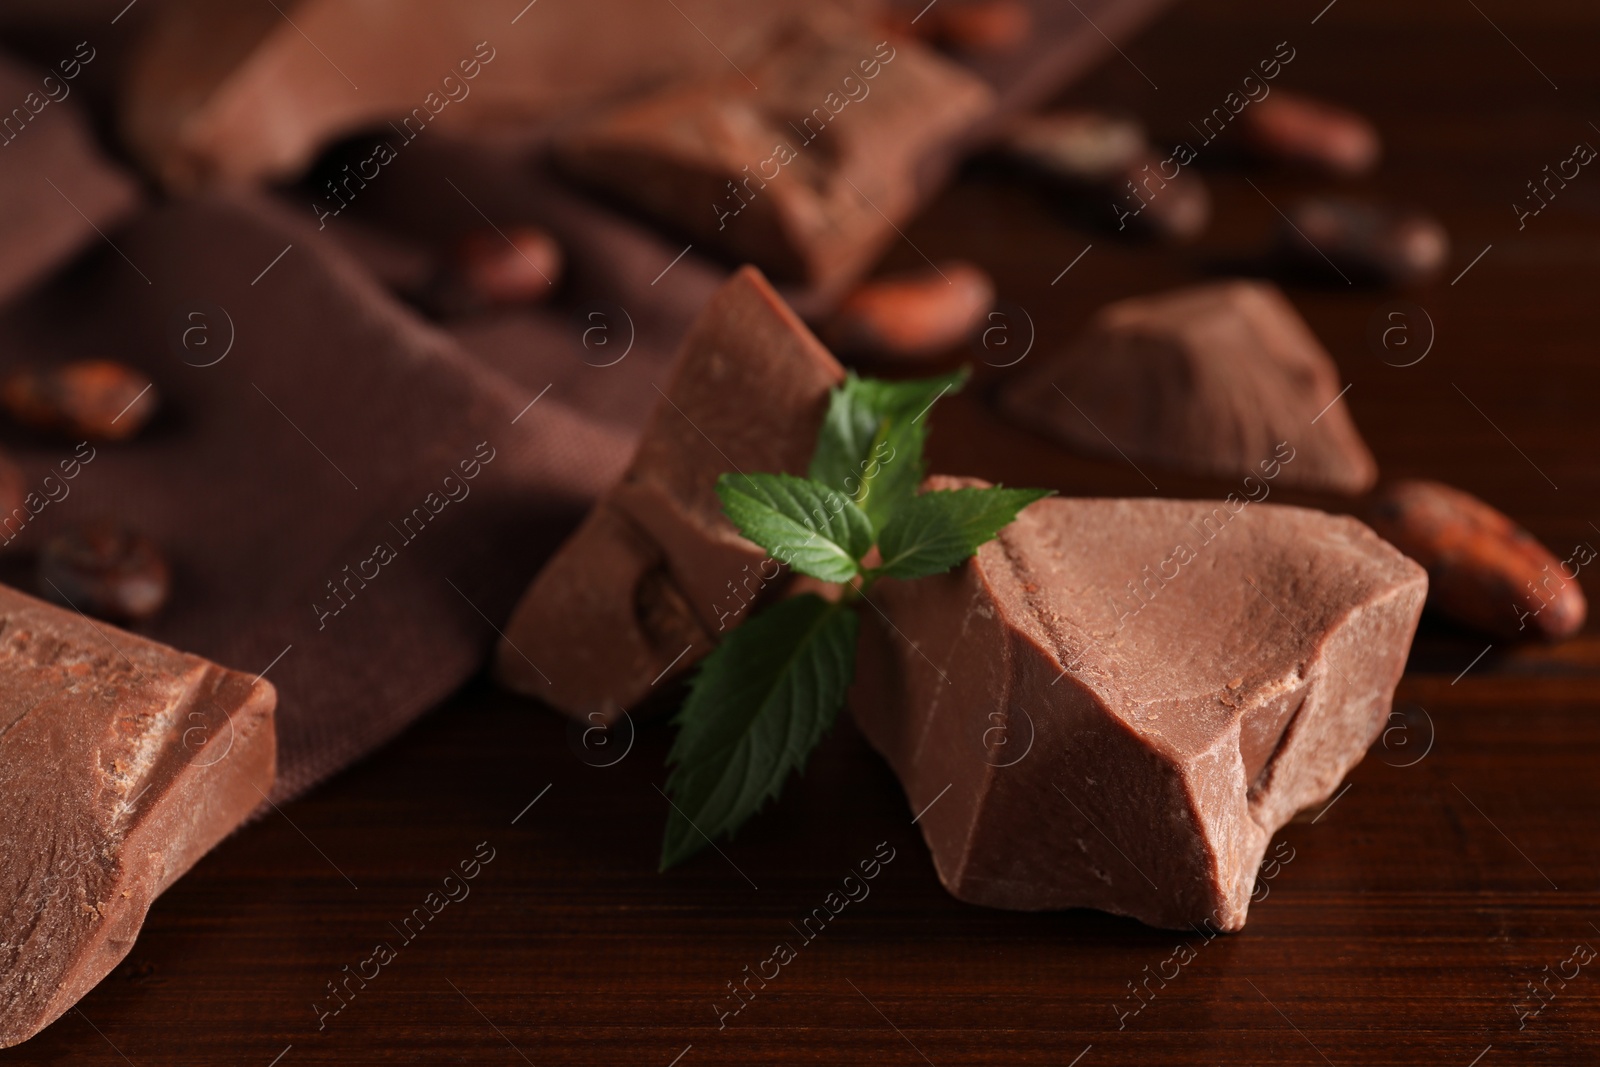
[659,370,1052,870]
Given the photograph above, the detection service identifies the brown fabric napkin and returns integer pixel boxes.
[0,51,139,305]
[0,190,629,800]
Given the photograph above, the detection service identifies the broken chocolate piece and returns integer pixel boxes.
[39,521,172,623]
[0,584,276,1047]
[997,280,1378,494]
[1368,479,1587,641]
[851,481,1426,930]
[495,266,846,719]
[555,16,995,291]
[827,260,994,360]
[495,500,710,713]
[1277,197,1449,287]
[1239,90,1381,177]
[120,0,876,190]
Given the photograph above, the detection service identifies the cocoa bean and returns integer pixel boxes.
[1279,197,1449,286]
[1002,111,1149,185]
[827,261,994,360]
[429,226,562,314]
[1,360,158,442]
[1367,480,1586,641]
[926,0,1032,54]
[38,521,172,623]
[1240,90,1381,177]
[1116,151,1211,242]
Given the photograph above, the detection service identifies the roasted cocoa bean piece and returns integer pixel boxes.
[1115,152,1211,242]
[927,0,1032,54]
[1002,110,1149,185]
[428,226,563,315]
[38,522,172,623]
[1279,197,1449,286]
[827,261,995,360]
[1,360,158,441]
[1240,90,1381,177]
[1367,479,1587,641]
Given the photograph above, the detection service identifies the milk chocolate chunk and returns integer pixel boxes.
[120,0,876,190]
[556,17,995,291]
[851,483,1426,930]
[997,280,1378,494]
[1368,479,1587,641]
[496,266,846,719]
[0,585,276,1047]
[494,500,710,715]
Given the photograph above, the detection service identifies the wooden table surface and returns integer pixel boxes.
[9,0,1600,1062]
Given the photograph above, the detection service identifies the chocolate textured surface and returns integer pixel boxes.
[851,483,1426,930]
[0,584,276,1048]
[496,267,845,719]
[998,280,1378,493]
[556,17,994,292]
[120,0,878,190]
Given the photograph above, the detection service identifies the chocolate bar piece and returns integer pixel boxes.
[851,480,1425,930]
[556,15,995,291]
[120,0,880,190]
[496,266,845,718]
[998,280,1377,494]
[0,585,276,1047]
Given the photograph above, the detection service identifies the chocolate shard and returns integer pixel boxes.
[496,266,845,719]
[0,585,276,1048]
[555,15,995,291]
[493,499,712,714]
[997,280,1377,494]
[852,480,1426,930]
[120,0,875,190]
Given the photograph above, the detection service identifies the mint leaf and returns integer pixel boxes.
[874,487,1054,580]
[718,472,873,583]
[808,369,968,531]
[661,594,859,870]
